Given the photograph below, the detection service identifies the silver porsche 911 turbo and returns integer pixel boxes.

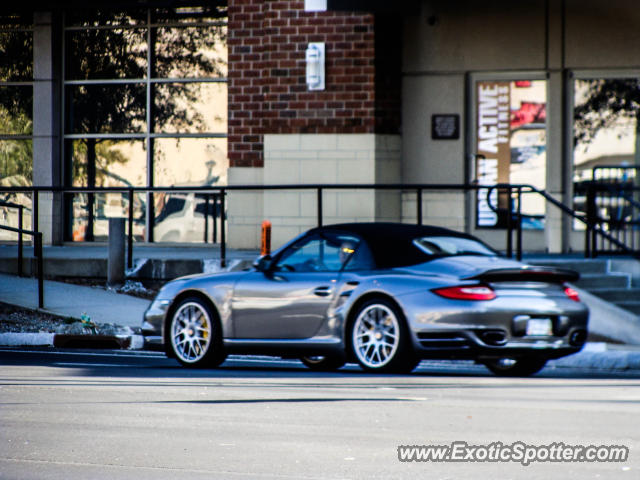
[142,223,588,376]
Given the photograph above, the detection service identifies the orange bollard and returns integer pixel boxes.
[261,220,272,256]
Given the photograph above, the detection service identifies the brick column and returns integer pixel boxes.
[227,0,402,248]
[228,0,387,166]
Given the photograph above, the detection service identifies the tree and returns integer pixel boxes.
[67,6,227,185]
[65,5,227,239]
[0,27,33,188]
[574,78,640,163]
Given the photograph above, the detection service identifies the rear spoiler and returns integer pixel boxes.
[466,266,580,284]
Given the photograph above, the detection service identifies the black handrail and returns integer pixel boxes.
[0,201,44,308]
[0,183,637,270]
[0,200,25,276]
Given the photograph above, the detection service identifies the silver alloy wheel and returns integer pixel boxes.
[170,301,212,364]
[352,303,400,369]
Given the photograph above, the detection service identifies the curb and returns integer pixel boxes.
[0,332,145,350]
[1,336,640,373]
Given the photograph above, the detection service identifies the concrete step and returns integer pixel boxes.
[0,255,253,281]
[590,288,640,303]
[614,301,640,315]
[574,273,631,289]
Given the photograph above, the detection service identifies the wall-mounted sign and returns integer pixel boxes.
[431,114,460,140]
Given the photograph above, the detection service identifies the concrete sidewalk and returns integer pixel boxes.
[0,272,149,327]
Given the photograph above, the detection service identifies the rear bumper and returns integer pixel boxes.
[411,327,587,360]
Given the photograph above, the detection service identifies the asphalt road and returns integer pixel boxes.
[0,349,638,480]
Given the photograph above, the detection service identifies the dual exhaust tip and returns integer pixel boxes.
[480,328,588,347]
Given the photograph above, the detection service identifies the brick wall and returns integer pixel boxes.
[228,0,400,168]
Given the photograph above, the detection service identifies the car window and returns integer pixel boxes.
[274,233,370,272]
[413,236,496,257]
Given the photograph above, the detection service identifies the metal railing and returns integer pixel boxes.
[0,199,44,308]
[572,165,640,257]
[2,182,636,266]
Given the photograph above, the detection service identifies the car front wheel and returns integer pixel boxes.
[482,357,547,377]
[350,299,417,373]
[168,297,226,368]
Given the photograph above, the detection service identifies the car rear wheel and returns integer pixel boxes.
[168,297,226,368]
[300,355,346,371]
[482,357,547,377]
[350,298,417,373]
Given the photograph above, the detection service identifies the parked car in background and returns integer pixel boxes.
[142,223,588,376]
[153,192,221,243]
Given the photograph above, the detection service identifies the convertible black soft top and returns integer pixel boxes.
[313,222,486,269]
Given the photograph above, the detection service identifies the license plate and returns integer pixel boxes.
[526,318,553,336]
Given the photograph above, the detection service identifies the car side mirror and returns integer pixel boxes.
[254,254,273,272]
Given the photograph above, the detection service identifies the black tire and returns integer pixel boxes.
[166,296,227,368]
[300,355,346,371]
[349,298,418,373]
[483,357,547,377]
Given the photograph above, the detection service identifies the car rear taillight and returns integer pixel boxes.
[432,284,497,301]
[564,285,581,302]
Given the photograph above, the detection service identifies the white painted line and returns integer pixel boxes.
[54,362,138,368]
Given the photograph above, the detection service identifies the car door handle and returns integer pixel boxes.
[313,286,332,297]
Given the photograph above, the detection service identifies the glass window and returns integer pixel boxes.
[414,236,496,257]
[154,25,227,78]
[68,139,147,187]
[0,139,32,184]
[152,6,227,24]
[69,191,146,242]
[152,191,221,243]
[154,138,227,186]
[154,82,227,133]
[65,10,147,27]
[572,77,640,236]
[0,86,32,135]
[0,17,34,241]
[0,31,32,81]
[475,80,547,230]
[275,234,364,272]
[65,29,147,80]
[66,84,146,134]
[64,6,228,243]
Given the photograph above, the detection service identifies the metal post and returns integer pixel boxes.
[35,232,44,309]
[584,184,592,258]
[506,187,513,259]
[204,194,210,243]
[417,188,423,225]
[108,218,126,286]
[516,187,523,261]
[220,189,226,268]
[317,188,323,227]
[127,188,134,270]
[33,189,38,236]
[586,183,597,258]
[213,193,218,243]
[17,205,23,277]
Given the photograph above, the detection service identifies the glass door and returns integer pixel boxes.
[469,74,548,251]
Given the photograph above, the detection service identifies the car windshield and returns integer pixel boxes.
[413,236,496,258]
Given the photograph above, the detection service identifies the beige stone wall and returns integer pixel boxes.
[227,133,402,249]
[226,167,264,249]
[402,191,466,232]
